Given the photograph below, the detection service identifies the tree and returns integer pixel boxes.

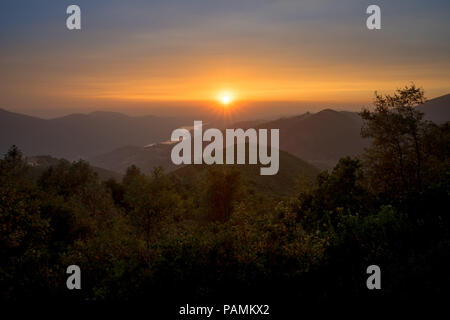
[203,168,242,223]
[123,166,181,267]
[294,157,370,232]
[0,146,51,298]
[360,84,431,194]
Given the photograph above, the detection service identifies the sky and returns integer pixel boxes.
[1,0,450,118]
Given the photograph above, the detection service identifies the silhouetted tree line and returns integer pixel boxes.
[0,85,449,304]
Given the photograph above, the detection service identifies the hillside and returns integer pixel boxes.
[171,149,320,197]
[248,94,449,169]
[91,140,320,196]
[0,109,188,160]
[25,155,122,181]
[89,143,178,174]
[417,94,450,124]
[90,109,365,172]
[257,109,368,169]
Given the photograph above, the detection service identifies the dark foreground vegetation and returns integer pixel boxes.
[1,86,449,306]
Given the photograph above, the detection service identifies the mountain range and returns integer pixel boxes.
[1,93,448,175]
[0,110,187,160]
[91,109,366,173]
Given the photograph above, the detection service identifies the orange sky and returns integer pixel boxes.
[1,1,449,117]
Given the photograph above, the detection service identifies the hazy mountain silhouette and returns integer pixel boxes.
[90,143,178,174]
[417,94,450,124]
[0,109,188,159]
[87,109,380,172]
[251,95,449,169]
[90,138,320,190]
[3,94,448,171]
[256,109,368,169]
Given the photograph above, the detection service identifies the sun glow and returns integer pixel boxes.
[218,91,235,106]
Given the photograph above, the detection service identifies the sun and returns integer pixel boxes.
[221,95,231,105]
[218,91,234,106]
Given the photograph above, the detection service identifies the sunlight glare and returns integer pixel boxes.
[218,91,234,106]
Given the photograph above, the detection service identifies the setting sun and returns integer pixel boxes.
[221,95,231,105]
[218,91,235,106]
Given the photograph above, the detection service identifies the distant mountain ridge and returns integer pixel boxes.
[89,109,363,173]
[417,93,450,124]
[255,109,368,169]
[0,109,188,160]
[2,93,448,172]
[89,94,450,172]
[90,143,178,174]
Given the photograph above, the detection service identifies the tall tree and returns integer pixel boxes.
[360,84,431,194]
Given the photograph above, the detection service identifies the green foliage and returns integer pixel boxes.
[360,84,447,195]
[0,146,51,299]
